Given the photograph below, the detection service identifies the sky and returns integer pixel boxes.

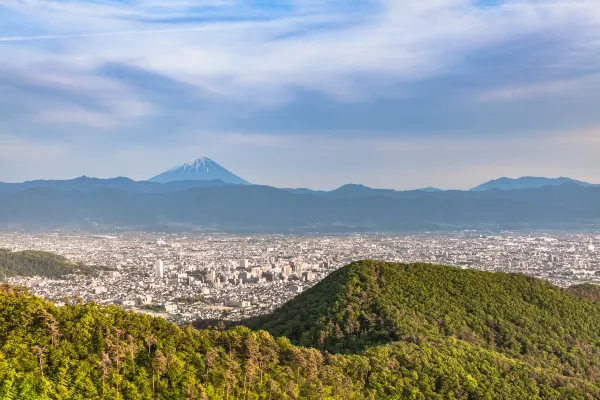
[0,0,599,190]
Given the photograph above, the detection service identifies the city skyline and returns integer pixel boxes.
[4,231,599,324]
[1,0,599,189]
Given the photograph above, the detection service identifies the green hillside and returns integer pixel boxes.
[3,260,600,399]
[567,283,600,303]
[1,284,600,399]
[245,261,600,379]
[0,249,93,278]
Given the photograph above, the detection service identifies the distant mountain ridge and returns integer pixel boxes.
[0,174,599,231]
[0,181,598,231]
[149,157,249,184]
[0,175,231,197]
[471,176,594,191]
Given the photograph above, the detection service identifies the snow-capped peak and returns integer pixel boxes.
[150,156,250,185]
[184,156,211,166]
[167,157,212,172]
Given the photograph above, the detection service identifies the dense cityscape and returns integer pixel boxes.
[1,231,598,324]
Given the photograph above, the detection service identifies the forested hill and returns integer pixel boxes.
[567,282,600,303]
[244,261,600,379]
[0,249,93,278]
[2,284,600,399]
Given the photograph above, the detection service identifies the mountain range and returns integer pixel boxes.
[0,179,598,231]
[0,157,598,231]
[145,156,599,192]
[471,176,595,191]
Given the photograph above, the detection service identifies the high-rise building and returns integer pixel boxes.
[154,260,164,278]
[240,259,249,269]
[205,270,216,283]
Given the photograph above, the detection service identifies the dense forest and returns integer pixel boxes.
[245,261,600,377]
[2,261,600,398]
[0,249,96,278]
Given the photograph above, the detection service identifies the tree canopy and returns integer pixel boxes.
[0,249,96,278]
[2,260,600,399]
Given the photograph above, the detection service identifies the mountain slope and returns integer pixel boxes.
[244,261,600,379]
[471,176,593,191]
[0,249,95,278]
[2,283,600,399]
[149,157,249,184]
[567,283,600,303]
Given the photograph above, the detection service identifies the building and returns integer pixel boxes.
[205,270,216,283]
[154,260,164,278]
[136,295,152,306]
[164,303,177,313]
[108,271,120,279]
[226,299,251,308]
[92,286,107,294]
[121,299,135,308]
[290,285,303,293]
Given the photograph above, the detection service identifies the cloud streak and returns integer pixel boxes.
[0,26,242,42]
[0,0,599,187]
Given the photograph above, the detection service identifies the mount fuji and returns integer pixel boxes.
[149,157,250,185]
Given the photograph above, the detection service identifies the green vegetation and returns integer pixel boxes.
[3,260,600,398]
[246,261,600,377]
[174,296,205,304]
[0,249,95,278]
[141,304,164,313]
[567,282,600,303]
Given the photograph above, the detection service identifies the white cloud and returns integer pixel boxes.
[474,74,600,102]
[0,0,599,185]
[2,0,598,103]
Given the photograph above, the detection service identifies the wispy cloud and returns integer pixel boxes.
[0,24,258,42]
[0,0,599,186]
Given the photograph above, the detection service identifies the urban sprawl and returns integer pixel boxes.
[2,232,599,324]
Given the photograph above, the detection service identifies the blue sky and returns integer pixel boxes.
[0,0,599,189]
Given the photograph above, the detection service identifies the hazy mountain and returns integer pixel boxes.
[0,176,232,198]
[0,183,598,231]
[471,176,594,191]
[326,184,397,199]
[322,184,430,199]
[149,156,250,184]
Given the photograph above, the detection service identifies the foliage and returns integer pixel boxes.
[0,249,96,278]
[3,260,600,398]
[174,296,205,304]
[245,261,600,380]
[567,283,600,303]
[1,283,599,399]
